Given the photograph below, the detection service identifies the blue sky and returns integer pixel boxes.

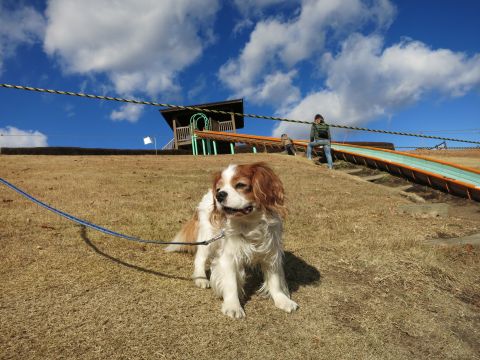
[0,0,479,149]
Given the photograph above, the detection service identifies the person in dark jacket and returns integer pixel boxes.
[281,133,296,155]
[307,114,333,169]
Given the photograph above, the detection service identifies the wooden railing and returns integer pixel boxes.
[218,121,234,132]
[176,126,191,143]
[174,121,235,147]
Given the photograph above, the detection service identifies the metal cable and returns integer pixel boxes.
[1,83,479,145]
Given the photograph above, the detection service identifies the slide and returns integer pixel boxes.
[195,130,480,201]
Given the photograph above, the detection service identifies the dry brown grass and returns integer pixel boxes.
[1,154,479,360]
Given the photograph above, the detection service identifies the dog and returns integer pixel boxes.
[166,162,298,319]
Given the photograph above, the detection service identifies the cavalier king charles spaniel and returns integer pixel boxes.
[166,162,298,319]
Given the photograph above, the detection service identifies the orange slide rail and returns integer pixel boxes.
[195,130,480,201]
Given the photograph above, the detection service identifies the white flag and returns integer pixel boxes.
[143,136,153,145]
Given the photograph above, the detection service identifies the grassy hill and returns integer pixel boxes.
[1,154,479,359]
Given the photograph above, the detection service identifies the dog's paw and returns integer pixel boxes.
[194,278,210,289]
[274,297,299,313]
[222,302,245,319]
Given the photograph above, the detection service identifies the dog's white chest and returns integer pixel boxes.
[224,219,279,266]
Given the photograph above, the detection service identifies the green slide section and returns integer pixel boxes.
[332,144,480,188]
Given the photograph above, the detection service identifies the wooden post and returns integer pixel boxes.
[426,175,432,186]
[229,113,236,150]
[211,119,219,131]
[466,187,472,200]
[230,113,236,133]
[172,118,178,149]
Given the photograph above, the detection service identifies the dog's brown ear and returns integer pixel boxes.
[212,171,221,192]
[251,162,286,218]
[212,171,222,207]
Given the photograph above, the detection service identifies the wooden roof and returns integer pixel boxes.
[159,99,244,130]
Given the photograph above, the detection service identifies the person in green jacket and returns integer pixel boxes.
[307,114,333,169]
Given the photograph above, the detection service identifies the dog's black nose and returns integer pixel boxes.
[216,191,228,203]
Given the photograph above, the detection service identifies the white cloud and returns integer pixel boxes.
[220,0,396,106]
[110,103,144,123]
[233,0,299,17]
[0,126,48,147]
[256,70,300,108]
[43,0,220,121]
[273,34,480,138]
[0,3,45,74]
[232,18,255,36]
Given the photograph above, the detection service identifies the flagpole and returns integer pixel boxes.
[143,136,156,155]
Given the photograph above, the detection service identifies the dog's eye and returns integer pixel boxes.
[235,182,247,190]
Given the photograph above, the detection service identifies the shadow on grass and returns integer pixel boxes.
[80,226,191,281]
[284,251,322,292]
[244,251,321,301]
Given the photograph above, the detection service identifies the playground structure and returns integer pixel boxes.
[159,99,243,152]
[193,130,480,202]
[188,113,236,156]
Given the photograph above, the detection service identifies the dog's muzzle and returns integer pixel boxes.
[216,190,228,203]
[222,205,254,215]
[216,191,253,215]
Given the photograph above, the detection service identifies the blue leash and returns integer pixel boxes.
[0,177,224,246]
